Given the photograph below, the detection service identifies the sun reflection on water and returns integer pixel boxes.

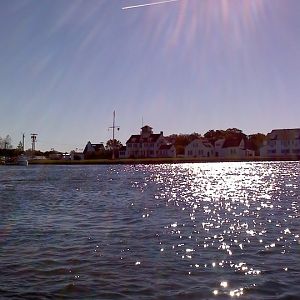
[137,162,300,297]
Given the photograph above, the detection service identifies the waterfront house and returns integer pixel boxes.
[260,128,300,157]
[48,150,63,160]
[214,137,254,158]
[125,125,170,158]
[158,144,176,158]
[214,138,226,157]
[184,139,214,158]
[70,151,84,160]
[119,146,127,159]
[83,141,105,159]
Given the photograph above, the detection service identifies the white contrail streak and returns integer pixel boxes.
[122,0,179,10]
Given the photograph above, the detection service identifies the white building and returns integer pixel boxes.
[260,129,300,157]
[185,139,214,158]
[125,125,172,158]
[158,144,176,158]
[214,138,254,158]
[70,151,84,160]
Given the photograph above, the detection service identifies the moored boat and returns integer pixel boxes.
[4,155,28,166]
[17,155,29,166]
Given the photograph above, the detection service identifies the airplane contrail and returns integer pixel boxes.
[122,0,179,10]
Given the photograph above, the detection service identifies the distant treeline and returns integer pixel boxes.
[166,128,266,156]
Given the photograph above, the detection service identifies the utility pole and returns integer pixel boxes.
[108,111,120,160]
[31,133,38,152]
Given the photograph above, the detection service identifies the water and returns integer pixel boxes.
[0,162,299,299]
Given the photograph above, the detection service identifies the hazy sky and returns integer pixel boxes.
[0,0,299,151]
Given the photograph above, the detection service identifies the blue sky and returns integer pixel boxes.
[0,0,299,151]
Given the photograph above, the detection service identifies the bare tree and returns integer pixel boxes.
[0,135,13,149]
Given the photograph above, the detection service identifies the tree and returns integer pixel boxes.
[0,135,13,149]
[105,139,123,151]
[204,128,246,144]
[17,141,24,151]
[248,133,266,155]
[204,130,226,144]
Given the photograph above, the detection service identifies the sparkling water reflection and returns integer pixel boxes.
[0,162,299,299]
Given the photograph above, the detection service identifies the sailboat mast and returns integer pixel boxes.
[112,111,115,159]
[109,110,119,160]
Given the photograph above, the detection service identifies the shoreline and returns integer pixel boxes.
[27,156,300,165]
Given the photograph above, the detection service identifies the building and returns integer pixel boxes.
[260,129,300,157]
[125,125,172,158]
[70,151,84,160]
[214,137,254,158]
[158,144,176,158]
[83,141,105,159]
[119,146,127,159]
[185,139,214,158]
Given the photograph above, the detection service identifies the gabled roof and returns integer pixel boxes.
[91,144,105,151]
[126,133,162,144]
[222,138,243,148]
[188,138,212,146]
[84,141,104,153]
[126,135,140,143]
[268,129,300,140]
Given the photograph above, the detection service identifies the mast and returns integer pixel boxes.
[109,111,120,160]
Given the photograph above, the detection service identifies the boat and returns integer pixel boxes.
[17,155,29,166]
[4,155,28,166]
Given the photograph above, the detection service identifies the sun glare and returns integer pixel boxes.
[131,0,270,50]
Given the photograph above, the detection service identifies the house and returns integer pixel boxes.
[260,129,300,157]
[119,146,127,159]
[158,144,176,158]
[83,141,105,159]
[48,150,63,160]
[214,137,254,158]
[214,138,225,157]
[125,125,170,158]
[185,139,214,158]
[70,151,84,160]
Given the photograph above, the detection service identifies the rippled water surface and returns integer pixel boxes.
[0,162,299,299]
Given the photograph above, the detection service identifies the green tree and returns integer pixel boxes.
[105,139,123,151]
[17,141,24,151]
[248,133,266,155]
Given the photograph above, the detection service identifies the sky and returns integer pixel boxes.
[0,0,299,152]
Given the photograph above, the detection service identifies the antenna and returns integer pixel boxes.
[31,133,38,152]
[108,111,120,160]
